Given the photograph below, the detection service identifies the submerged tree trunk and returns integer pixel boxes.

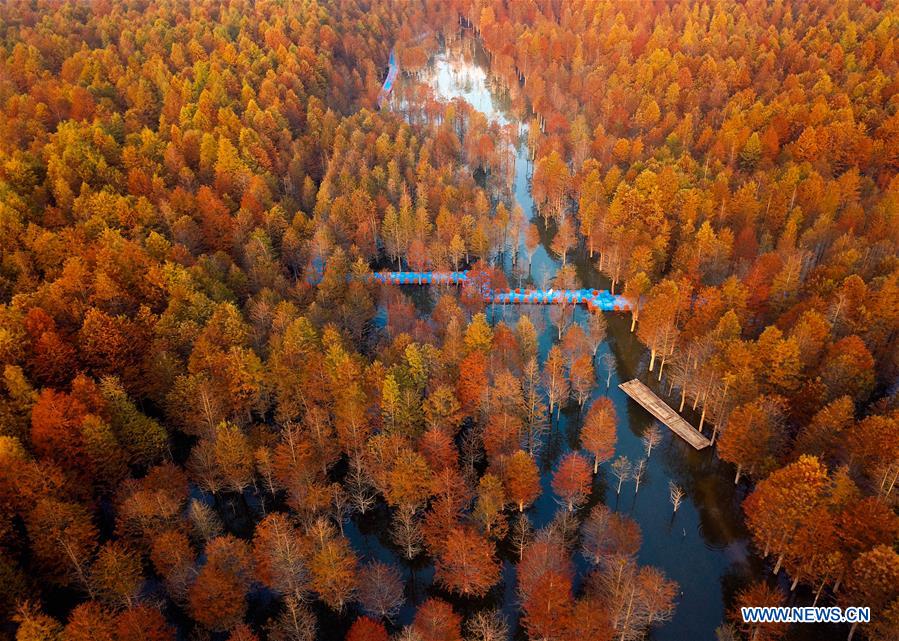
[773,553,784,575]
[813,576,828,606]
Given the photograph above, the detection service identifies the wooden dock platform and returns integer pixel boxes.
[619,379,711,450]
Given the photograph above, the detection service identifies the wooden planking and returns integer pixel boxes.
[619,379,711,450]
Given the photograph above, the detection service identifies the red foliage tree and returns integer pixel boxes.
[521,570,575,641]
[435,526,501,598]
[412,598,463,641]
[115,605,176,641]
[456,351,488,418]
[63,602,116,641]
[346,617,388,641]
[187,536,254,631]
[580,396,617,473]
[502,449,541,511]
[551,452,593,511]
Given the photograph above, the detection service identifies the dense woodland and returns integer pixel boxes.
[0,1,897,641]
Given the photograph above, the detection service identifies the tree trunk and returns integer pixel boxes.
[649,348,657,372]
[881,465,898,497]
[619,585,636,641]
[734,464,742,484]
[61,539,95,599]
[813,577,827,606]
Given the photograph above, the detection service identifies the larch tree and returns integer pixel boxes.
[729,582,788,641]
[581,396,618,473]
[642,426,662,458]
[581,504,642,568]
[187,535,254,632]
[632,458,647,494]
[90,541,144,608]
[474,473,509,539]
[521,570,575,641]
[610,456,632,496]
[551,217,577,267]
[522,358,549,454]
[600,352,617,389]
[435,526,501,598]
[62,602,116,641]
[552,452,593,511]
[532,151,571,223]
[587,313,608,356]
[503,450,541,512]
[346,617,389,641]
[465,609,509,641]
[357,561,405,621]
[25,498,99,592]
[524,223,540,271]
[743,455,830,576]
[543,345,570,418]
[668,482,685,513]
[252,512,310,605]
[719,395,789,484]
[636,279,689,375]
[412,598,463,641]
[308,525,357,611]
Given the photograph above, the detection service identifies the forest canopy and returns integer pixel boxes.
[0,0,897,640]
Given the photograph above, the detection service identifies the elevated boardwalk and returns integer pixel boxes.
[619,379,711,450]
[378,48,399,108]
[370,271,632,312]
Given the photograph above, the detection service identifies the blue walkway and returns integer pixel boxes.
[378,49,399,108]
[369,271,632,312]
